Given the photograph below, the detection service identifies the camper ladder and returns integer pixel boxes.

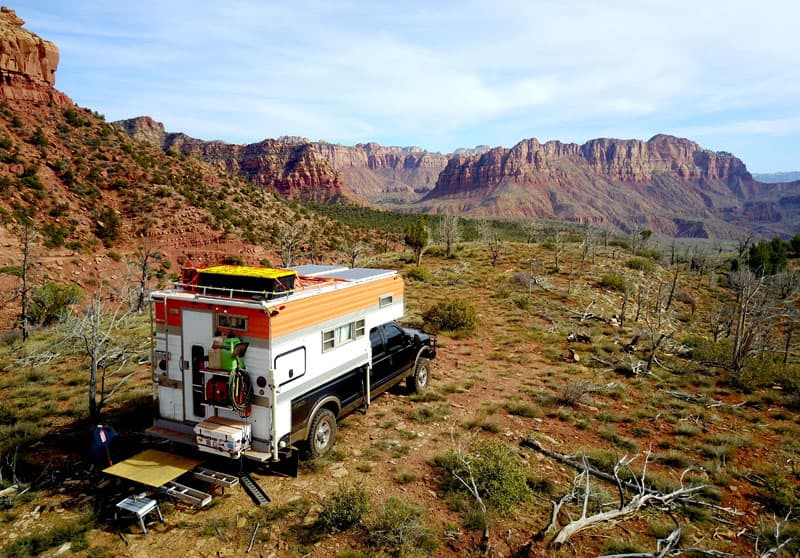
[160,481,212,507]
[194,467,240,489]
[239,473,270,506]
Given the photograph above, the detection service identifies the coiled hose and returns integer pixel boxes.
[229,367,253,413]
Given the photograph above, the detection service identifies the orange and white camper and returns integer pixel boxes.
[148,264,435,462]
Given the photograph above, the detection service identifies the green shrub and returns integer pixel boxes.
[505,400,539,418]
[422,298,477,332]
[598,273,627,292]
[434,440,530,512]
[625,258,651,271]
[405,267,432,282]
[425,246,447,258]
[41,222,72,248]
[29,282,84,326]
[318,484,370,533]
[93,207,121,247]
[365,497,437,556]
[756,467,799,515]
[0,421,43,453]
[0,512,94,558]
[409,403,449,423]
[28,127,48,147]
[221,255,244,265]
[639,248,662,260]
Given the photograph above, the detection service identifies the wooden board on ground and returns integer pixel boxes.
[103,449,202,487]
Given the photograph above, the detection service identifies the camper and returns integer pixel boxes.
[148,264,436,462]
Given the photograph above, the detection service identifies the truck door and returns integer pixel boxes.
[369,326,392,388]
[382,323,416,376]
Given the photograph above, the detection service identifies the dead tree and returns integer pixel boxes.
[60,292,139,422]
[438,214,460,258]
[546,451,706,545]
[131,242,164,312]
[755,514,795,558]
[340,239,366,268]
[663,265,680,312]
[274,225,305,267]
[0,218,37,341]
[478,220,502,267]
[552,228,562,273]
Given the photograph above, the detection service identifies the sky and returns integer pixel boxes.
[13,0,800,172]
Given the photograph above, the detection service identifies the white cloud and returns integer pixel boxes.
[14,0,800,168]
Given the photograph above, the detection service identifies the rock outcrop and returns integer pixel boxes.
[422,134,766,238]
[312,142,448,203]
[113,115,799,238]
[0,7,70,104]
[114,116,447,203]
[163,134,345,202]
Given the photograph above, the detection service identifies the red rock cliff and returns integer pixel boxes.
[114,116,446,203]
[163,133,345,202]
[432,135,753,197]
[0,7,70,104]
[313,142,449,202]
[424,134,760,238]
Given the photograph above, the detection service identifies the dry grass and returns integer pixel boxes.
[0,238,798,558]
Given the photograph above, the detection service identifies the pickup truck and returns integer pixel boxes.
[301,321,437,458]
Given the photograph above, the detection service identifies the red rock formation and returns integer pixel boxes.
[0,7,70,104]
[114,116,447,204]
[424,135,761,238]
[163,133,345,202]
[312,142,448,202]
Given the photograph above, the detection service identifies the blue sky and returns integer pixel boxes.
[14,0,800,172]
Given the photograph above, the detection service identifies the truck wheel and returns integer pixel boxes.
[407,357,430,393]
[306,408,337,459]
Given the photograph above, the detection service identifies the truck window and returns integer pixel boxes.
[370,327,385,356]
[384,324,406,352]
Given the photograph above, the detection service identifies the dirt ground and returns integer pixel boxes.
[1,244,797,558]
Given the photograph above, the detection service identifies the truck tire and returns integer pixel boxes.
[306,408,337,459]
[407,357,430,393]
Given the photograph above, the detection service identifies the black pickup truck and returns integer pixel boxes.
[296,321,437,458]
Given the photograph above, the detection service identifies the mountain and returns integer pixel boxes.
[113,117,346,202]
[114,117,449,204]
[419,135,800,238]
[0,8,360,327]
[753,171,800,184]
[116,115,800,238]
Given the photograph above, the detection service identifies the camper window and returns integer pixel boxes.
[322,319,366,352]
[217,314,248,331]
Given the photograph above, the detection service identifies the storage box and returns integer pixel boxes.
[194,416,251,458]
[207,336,223,369]
[197,266,296,299]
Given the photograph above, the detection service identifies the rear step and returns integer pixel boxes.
[193,467,240,489]
[239,474,270,506]
[160,480,212,507]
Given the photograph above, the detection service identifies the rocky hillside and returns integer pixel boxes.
[312,141,447,203]
[114,117,345,202]
[116,114,800,238]
[419,135,800,238]
[114,116,449,204]
[0,10,377,330]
